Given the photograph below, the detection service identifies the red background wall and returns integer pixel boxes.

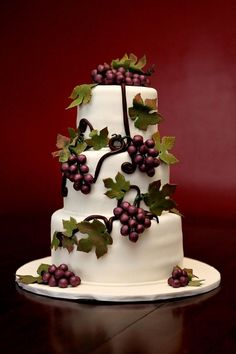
[1,0,236,219]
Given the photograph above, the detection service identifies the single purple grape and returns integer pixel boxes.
[83,173,94,184]
[127,145,137,156]
[120,225,129,236]
[81,184,91,194]
[61,163,69,172]
[125,71,133,78]
[91,69,98,77]
[172,279,181,288]
[97,64,104,73]
[70,275,81,287]
[120,201,130,210]
[125,77,133,85]
[118,67,126,74]
[58,278,69,288]
[134,154,143,165]
[145,139,155,148]
[148,148,159,157]
[77,154,87,164]
[48,275,57,287]
[179,276,189,287]
[54,269,65,280]
[128,218,137,229]
[68,155,77,164]
[59,264,68,272]
[136,224,145,234]
[69,165,77,173]
[139,164,147,172]
[133,135,143,146]
[146,168,155,177]
[153,158,160,167]
[133,78,140,86]
[145,156,154,166]
[73,182,81,191]
[113,207,123,217]
[128,205,138,216]
[64,270,75,279]
[120,213,129,224]
[48,264,57,274]
[129,231,139,243]
[139,144,148,154]
[94,74,103,83]
[116,74,124,84]
[42,272,51,284]
[74,173,83,182]
[80,164,89,174]
[136,212,145,223]
[144,218,151,228]
[106,72,115,80]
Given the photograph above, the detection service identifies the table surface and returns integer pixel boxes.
[1,214,235,354]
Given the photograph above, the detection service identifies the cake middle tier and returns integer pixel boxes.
[63,148,169,214]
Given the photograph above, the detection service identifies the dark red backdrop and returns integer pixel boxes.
[1,0,236,219]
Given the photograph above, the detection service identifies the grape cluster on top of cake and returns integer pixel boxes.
[91,53,154,86]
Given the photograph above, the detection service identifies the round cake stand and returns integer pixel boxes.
[15,257,221,302]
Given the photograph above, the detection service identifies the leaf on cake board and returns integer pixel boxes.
[16,274,43,285]
[143,180,178,216]
[152,131,179,165]
[85,127,109,150]
[128,94,163,131]
[67,83,98,109]
[77,219,113,258]
[103,172,130,200]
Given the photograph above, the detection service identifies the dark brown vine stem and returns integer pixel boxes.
[78,118,94,133]
[121,83,131,137]
[93,137,128,183]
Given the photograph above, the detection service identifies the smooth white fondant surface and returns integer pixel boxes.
[51,210,183,284]
[77,85,158,139]
[64,148,169,214]
[52,84,184,287]
[16,257,221,302]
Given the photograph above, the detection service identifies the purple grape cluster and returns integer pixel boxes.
[127,135,160,177]
[167,266,189,288]
[91,63,150,86]
[113,201,152,242]
[42,263,81,288]
[61,154,94,194]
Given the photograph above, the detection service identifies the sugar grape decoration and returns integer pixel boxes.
[61,154,94,195]
[167,266,204,288]
[91,53,154,87]
[122,134,160,176]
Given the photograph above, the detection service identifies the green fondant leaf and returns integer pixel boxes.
[85,127,109,150]
[111,53,147,73]
[152,132,179,165]
[70,141,87,156]
[103,172,130,200]
[17,275,41,284]
[77,219,112,258]
[128,94,163,131]
[144,180,177,216]
[62,217,78,237]
[37,264,50,276]
[51,232,61,250]
[67,83,97,109]
[61,236,76,253]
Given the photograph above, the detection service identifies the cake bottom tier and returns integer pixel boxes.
[51,209,183,285]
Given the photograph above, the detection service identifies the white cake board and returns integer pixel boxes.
[15,256,221,302]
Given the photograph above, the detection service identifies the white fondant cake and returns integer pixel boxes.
[51,67,183,285]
